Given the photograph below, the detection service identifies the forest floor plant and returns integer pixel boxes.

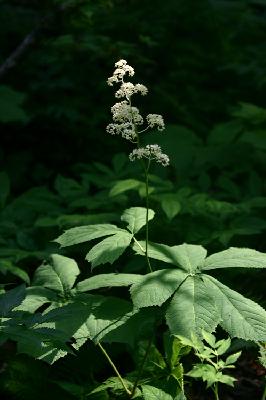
[1,60,266,400]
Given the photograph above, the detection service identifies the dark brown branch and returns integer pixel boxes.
[0,29,37,78]
[0,0,86,79]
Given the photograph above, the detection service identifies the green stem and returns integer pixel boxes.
[144,161,152,273]
[130,337,153,398]
[213,383,219,400]
[97,343,132,397]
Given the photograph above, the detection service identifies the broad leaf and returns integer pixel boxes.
[161,195,181,220]
[77,273,142,292]
[109,179,142,196]
[0,284,26,316]
[15,287,58,313]
[141,385,173,400]
[130,269,187,308]
[73,296,136,344]
[54,224,123,247]
[33,254,80,294]
[166,276,219,338]
[133,241,207,273]
[204,275,266,341]
[203,247,266,270]
[86,231,132,268]
[121,207,155,234]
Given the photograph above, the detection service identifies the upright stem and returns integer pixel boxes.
[213,383,219,400]
[261,381,266,400]
[144,161,152,273]
[97,343,132,397]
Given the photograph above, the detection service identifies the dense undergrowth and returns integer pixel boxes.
[0,1,266,399]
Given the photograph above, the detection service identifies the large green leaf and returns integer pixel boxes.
[15,287,58,313]
[54,224,123,247]
[203,247,266,270]
[0,284,25,317]
[141,385,173,400]
[121,207,155,234]
[0,260,30,284]
[76,273,142,292]
[166,276,219,338]
[86,231,132,268]
[33,254,80,294]
[204,275,266,341]
[130,269,187,308]
[73,296,136,344]
[133,241,207,273]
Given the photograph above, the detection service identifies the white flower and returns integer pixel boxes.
[135,83,148,96]
[129,144,170,166]
[107,60,135,86]
[111,101,143,125]
[115,82,135,98]
[146,114,165,131]
[106,122,137,141]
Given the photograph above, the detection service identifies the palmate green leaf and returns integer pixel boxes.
[54,224,123,247]
[76,273,142,292]
[203,275,266,341]
[141,385,174,400]
[33,254,80,294]
[130,269,187,308]
[0,285,26,317]
[133,241,207,273]
[121,207,155,234]
[166,276,219,338]
[86,231,132,268]
[203,247,266,270]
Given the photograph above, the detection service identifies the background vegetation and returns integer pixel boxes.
[0,1,266,399]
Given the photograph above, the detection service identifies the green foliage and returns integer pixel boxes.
[178,331,241,399]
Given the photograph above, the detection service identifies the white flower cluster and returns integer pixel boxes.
[147,114,165,131]
[115,82,148,99]
[129,144,170,166]
[107,59,134,86]
[106,59,169,166]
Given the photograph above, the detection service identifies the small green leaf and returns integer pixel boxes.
[132,241,207,273]
[130,269,187,308]
[121,207,155,234]
[86,231,132,268]
[225,351,242,365]
[33,254,80,293]
[216,338,231,355]
[76,273,142,292]
[201,330,216,348]
[54,224,123,247]
[203,247,266,270]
